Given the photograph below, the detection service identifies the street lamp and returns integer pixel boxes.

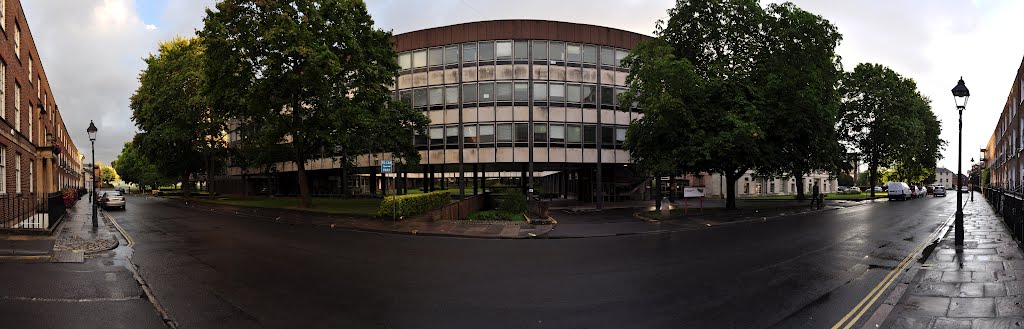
[970,158,975,202]
[952,77,970,247]
[87,121,98,229]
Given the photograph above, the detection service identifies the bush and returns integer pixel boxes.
[379,191,451,217]
[468,210,525,221]
[499,192,528,214]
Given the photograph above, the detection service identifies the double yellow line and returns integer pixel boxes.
[831,210,958,329]
[104,211,134,248]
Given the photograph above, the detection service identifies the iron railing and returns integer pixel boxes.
[0,191,76,231]
[986,187,1024,243]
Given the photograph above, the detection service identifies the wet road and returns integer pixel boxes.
[8,194,960,328]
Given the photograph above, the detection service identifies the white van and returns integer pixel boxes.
[887,182,911,201]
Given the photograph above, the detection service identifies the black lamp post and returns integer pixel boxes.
[87,121,98,229]
[970,157,975,202]
[952,77,970,247]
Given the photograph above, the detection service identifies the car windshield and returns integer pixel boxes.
[105,192,123,197]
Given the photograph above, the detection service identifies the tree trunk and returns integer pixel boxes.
[181,172,191,197]
[654,176,663,210]
[869,163,878,198]
[725,170,740,209]
[341,151,350,197]
[795,172,805,200]
[295,148,312,208]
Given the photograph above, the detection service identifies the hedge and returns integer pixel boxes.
[379,191,451,217]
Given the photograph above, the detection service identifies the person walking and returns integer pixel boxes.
[812,182,821,209]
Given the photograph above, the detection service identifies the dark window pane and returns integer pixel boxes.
[463,43,477,62]
[602,126,614,145]
[400,90,412,105]
[582,85,597,103]
[531,41,547,60]
[478,83,494,102]
[601,47,616,66]
[548,42,565,61]
[462,84,478,103]
[601,86,615,105]
[427,48,443,66]
[497,124,513,142]
[479,124,495,143]
[533,123,548,142]
[445,46,459,65]
[415,132,428,147]
[514,83,529,101]
[414,89,427,107]
[515,123,530,143]
[582,45,598,64]
[584,125,597,143]
[514,41,529,60]
[567,125,582,143]
[496,83,512,101]
[478,41,494,61]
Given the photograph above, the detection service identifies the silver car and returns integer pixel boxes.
[100,191,126,210]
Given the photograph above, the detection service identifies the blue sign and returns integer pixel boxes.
[381,160,393,173]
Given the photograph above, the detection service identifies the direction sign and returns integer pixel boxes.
[381,160,393,173]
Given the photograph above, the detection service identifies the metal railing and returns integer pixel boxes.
[986,187,1024,243]
[0,191,77,231]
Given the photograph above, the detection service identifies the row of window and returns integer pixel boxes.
[0,146,32,195]
[399,82,629,108]
[416,123,627,149]
[398,40,629,70]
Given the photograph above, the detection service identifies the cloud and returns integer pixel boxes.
[22,0,216,165]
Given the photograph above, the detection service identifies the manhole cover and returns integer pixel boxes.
[50,250,84,263]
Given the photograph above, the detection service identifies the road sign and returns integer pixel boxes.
[381,160,393,173]
[683,187,705,198]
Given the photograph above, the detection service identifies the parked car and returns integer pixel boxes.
[846,186,861,194]
[837,186,847,193]
[960,186,969,193]
[887,182,912,201]
[873,186,884,192]
[933,186,946,197]
[99,191,126,210]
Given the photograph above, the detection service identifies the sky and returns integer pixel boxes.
[20,0,1018,174]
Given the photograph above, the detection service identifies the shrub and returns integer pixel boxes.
[499,192,528,214]
[468,210,525,221]
[379,191,451,217]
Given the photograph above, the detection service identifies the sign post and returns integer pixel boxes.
[381,160,395,220]
[683,187,706,215]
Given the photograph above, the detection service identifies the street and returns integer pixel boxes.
[0,194,960,328]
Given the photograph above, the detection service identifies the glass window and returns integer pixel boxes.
[496,82,512,101]
[584,125,597,144]
[567,44,581,62]
[480,124,495,143]
[550,124,566,143]
[446,126,459,145]
[615,127,627,143]
[429,127,444,145]
[464,125,478,144]
[497,123,513,142]
[514,83,529,101]
[428,87,443,106]
[567,84,581,103]
[583,45,598,64]
[398,53,411,70]
[462,83,478,103]
[478,41,494,61]
[582,85,597,103]
[496,41,513,60]
[548,42,565,61]
[601,47,616,66]
[549,83,565,102]
[616,50,629,67]
[428,48,443,66]
[415,131,428,147]
[414,89,427,107]
[413,50,427,68]
[602,126,614,145]
[400,90,412,105]
[445,86,459,105]
[533,123,548,142]
[514,41,529,60]
[567,125,582,143]
[531,41,547,60]
[445,46,459,65]
[601,86,615,105]
[515,123,530,143]
[478,83,494,102]
[462,43,477,62]
[532,83,547,101]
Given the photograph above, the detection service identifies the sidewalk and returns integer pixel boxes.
[172,197,554,239]
[0,198,119,261]
[883,196,1024,328]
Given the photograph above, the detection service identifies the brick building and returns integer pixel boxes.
[0,0,83,228]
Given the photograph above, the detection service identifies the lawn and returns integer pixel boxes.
[199,197,382,216]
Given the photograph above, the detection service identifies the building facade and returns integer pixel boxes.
[0,0,83,225]
[219,20,837,200]
[936,167,954,189]
[984,55,1024,192]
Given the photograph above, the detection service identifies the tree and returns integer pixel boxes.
[99,165,119,187]
[202,0,428,208]
[130,37,220,197]
[114,141,172,191]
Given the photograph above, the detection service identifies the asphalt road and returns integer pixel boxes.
[3,193,961,328]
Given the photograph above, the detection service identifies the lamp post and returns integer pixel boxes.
[952,77,970,247]
[87,121,98,229]
[970,158,975,202]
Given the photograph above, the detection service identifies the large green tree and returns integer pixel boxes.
[113,141,172,191]
[130,37,221,197]
[202,0,428,208]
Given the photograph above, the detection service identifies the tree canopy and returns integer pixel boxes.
[113,141,172,191]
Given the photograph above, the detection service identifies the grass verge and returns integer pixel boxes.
[196,196,382,216]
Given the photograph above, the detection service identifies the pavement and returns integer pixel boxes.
[0,197,120,259]
[880,194,1024,328]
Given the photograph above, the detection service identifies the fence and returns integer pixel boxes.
[985,187,1024,243]
[0,191,76,231]
[429,194,486,221]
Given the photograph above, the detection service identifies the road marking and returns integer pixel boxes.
[0,255,49,260]
[0,295,141,303]
[831,202,960,329]
[104,211,134,248]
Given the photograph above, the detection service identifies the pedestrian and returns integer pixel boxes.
[812,183,820,208]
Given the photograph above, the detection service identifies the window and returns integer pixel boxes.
[496,41,513,60]
[567,44,581,62]
[462,83,478,103]
[582,85,597,103]
[428,87,443,106]
[13,153,19,194]
[602,126,614,147]
[0,61,5,120]
[567,124,582,144]
[601,47,616,66]
[479,124,495,144]
[514,41,529,60]
[444,46,459,65]
[567,84,581,103]
[0,146,5,194]
[13,83,18,129]
[427,48,443,66]
[514,123,530,143]
[27,54,31,78]
[582,45,598,64]
[462,43,478,62]
[533,123,547,143]
[583,125,597,145]
[497,123,513,143]
[548,42,565,61]
[550,124,565,144]
[446,126,459,145]
[532,82,547,101]
[616,50,629,66]
[478,82,494,102]
[478,41,494,61]
[514,83,529,101]
[400,90,412,105]
[413,50,426,68]
[549,83,565,102]
[445,86,459,105]
[413,89,427,107]
[615,127,627,144]
[0,0,4,31]
[531,41,547,60]
[601,86,615,105]
[28,105,32,142]
[28,160,32,193]
[463,125,478,144]
[429,127,443,146]
[496,82,512,101]
[14,23,20,58]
